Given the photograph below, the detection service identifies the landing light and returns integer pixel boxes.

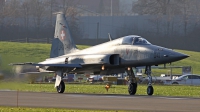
[102,65,105,70]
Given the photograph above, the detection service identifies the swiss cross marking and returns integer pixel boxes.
[61,30,65,40]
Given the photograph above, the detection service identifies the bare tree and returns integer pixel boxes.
[133,0,185,37]
[97,0,105,14]
[133,0,200,37]
[132,0,182,15]
[20,0,32,38]
[191,0,200,36]
[6,0,21,23]
[54,0,79,14]
[181,0,190,36]
[0,1,6,31]
[52,0,82,39]
[1,0,22,39]
[29,0,49,38]
[176,0,198,36]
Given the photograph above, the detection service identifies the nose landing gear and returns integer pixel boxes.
[145,66,154,95]
[55,71,66,93]
[147,85,154,95]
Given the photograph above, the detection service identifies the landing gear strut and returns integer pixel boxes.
[127,67,137,95]
[57,80,65,93]
[145,66,154,95]
[55,71,66,93]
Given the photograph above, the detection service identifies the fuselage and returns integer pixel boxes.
[59,35,188,66]
[39,35,188,74]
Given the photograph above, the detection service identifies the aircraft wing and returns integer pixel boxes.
[9,63,82,68]
[136,65,190,69]
[19,71,55,74]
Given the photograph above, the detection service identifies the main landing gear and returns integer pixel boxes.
[127,67,137,95]
[145,66,154,95]
[127,66,154,96]
[57,80,65,93]
[55,71,66,93]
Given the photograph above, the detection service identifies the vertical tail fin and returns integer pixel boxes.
[50,13,78,58]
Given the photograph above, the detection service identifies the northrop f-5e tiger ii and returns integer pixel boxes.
[11,13,189,95]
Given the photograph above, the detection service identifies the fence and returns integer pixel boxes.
[1,15,200,52]
[1,38,53,44]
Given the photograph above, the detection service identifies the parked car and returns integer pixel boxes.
[87,75,103,82]
[164,74,200,85]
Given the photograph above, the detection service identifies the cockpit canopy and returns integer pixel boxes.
[121,35,151,45]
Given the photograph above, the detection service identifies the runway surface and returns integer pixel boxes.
[0,91,199,112]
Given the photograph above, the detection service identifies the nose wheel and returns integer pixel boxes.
[145,66,154,96]
[147,86,154,95]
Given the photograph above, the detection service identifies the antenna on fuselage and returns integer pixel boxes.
[108,33,112,41]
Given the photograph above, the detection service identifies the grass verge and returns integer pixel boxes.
[0,42,200,76]
[0,42,90,73]
[0,107,143,112]
[0,82,200,97]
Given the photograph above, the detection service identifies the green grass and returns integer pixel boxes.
[0,107,141,112]
[0,42,200,76]
[1,82,200,97]
[151,49,200,76]
[0,42,89,73]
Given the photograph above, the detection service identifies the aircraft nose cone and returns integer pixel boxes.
[170,51,189,61]
[179,53,189,59]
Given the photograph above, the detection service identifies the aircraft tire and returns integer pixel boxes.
[57,80,65,93]
[147,86,154,95]
[128,83,137,95]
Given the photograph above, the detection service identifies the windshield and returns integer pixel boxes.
[180,76,188,80]
[122,36,151,45]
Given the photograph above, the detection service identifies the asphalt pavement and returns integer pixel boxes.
[0,91,199,112]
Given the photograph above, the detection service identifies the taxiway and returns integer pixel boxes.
[0,91,199,112]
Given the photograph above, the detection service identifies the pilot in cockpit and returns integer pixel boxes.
[132,37,141,44]
[132,37,149,45]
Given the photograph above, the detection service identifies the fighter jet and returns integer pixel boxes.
[11,13,189,95]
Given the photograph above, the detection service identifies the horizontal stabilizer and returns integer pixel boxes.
[10,63,82,68]
[9,62,34,65]
[20,71,54,74]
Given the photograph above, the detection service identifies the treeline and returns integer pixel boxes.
[131,0,200,37]
[0,0,80,40]
[0,0,200,41]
